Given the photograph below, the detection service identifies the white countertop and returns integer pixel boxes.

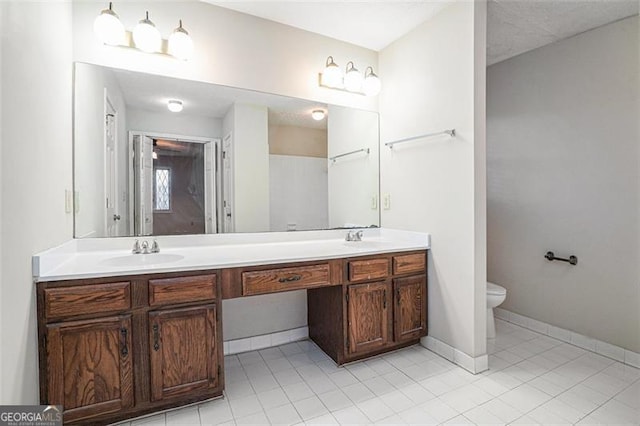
[33,228,430,282]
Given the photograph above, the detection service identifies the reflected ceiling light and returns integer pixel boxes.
[321,56,343,88]
[168,20,194,61]
[152,151,158,160]
[93,2,125,46]
[362,66,381,96]
[167,99,183,112]
[133,11,161,53]
[343,61,363,92]
[311,110,326,121]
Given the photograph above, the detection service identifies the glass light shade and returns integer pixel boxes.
[167,100,183,112]
[311,110,325,121]
[344,62,363,92]
[93,3,125,46]
[168,21,193,60]
[362,67,381,96]
[133,12,161,53]
[321,56,343,88]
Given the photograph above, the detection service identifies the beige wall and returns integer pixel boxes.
[379,1,487,359]
[269,125,327,158]
[1,2,74,403]
[487,16,640,352]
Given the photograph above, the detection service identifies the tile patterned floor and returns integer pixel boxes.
[117,319,640,425]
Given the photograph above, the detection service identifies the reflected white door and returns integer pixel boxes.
[222,133,234,233]
[133,134,154,235]
[104,95,119,237]
[204,140,218,234]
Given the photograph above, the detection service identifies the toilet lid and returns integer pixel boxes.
[487,282,506,296]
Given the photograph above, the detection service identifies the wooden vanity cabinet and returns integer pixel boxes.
[308,250,428,365]
[37,271,223,425]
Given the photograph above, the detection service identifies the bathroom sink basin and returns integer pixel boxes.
[100,253,185,267]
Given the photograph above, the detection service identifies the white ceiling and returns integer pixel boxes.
[207,0,638,65]
[111,68,327,129]
[487,0,639,65]
[207,1,449,51]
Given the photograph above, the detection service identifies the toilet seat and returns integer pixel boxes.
[487,282,506,296]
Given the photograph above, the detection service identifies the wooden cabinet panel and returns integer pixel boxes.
[394,276,427,342]
[348,258,389,282]
[46,315,133,423]
[242,264,331,295]
[44,282,131,321]
[347,282,391,355]
[393,253,426,275]
[149,274,216,306]
[149,305,218,401]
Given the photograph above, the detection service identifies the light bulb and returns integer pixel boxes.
[362,67,381,96]
[168,20,194,61]
[167,100,183,112]
[133,11,161,53]
[344,61,363,92]
[93,2,125,46]
[311,110,325,121]
[152,151,158,160]
[321,56,343,88]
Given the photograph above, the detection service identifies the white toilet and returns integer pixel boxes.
[486,282,507,339]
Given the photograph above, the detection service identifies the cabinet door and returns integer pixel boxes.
[347,282,391,355]
[394,275,427,342]
[149,304,218,401]
[46,315,133,423]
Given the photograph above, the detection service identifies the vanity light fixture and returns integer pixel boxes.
[343,61,363,92]
[133,11,162,53]
[93,2,126,46]
[362,67,381,96]
[311,110,326,121]
[94,4,194,60]
[168,20,194,61]
[321,56,343,88]
[167,100,183,112]
[318,57,380,96]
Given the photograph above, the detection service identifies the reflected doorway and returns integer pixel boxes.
[131,132,220,236]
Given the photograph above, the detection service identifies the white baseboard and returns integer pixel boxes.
[421,336,488,374]
[224,326,309,355]
[495,308,640,369]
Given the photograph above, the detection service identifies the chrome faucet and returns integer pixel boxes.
[345,230,364,242]
[132,239,160,254]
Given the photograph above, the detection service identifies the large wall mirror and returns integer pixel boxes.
[74,62,380,237]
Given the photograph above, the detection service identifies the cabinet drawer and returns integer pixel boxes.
[242,264,330,295]
[348,258,389,282]
[393,253,426,275]
[149,274,217,306]
[44,282,131,321]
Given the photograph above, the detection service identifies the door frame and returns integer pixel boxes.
[128,131,222,235]
[104,90,119,237]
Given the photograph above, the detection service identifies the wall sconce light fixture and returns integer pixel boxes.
[93,3,194,61]
[319,56,381,96]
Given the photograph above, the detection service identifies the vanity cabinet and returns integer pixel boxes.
[149,305,219,402]
[37,272,223,425]
[308,250,428,364]
[37,249,427,424]
[45,315,134,423]
[346,281,392,355]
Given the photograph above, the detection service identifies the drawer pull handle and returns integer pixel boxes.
[153,324,160,351]
[278,274,302,283]
[120,327,129,358]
